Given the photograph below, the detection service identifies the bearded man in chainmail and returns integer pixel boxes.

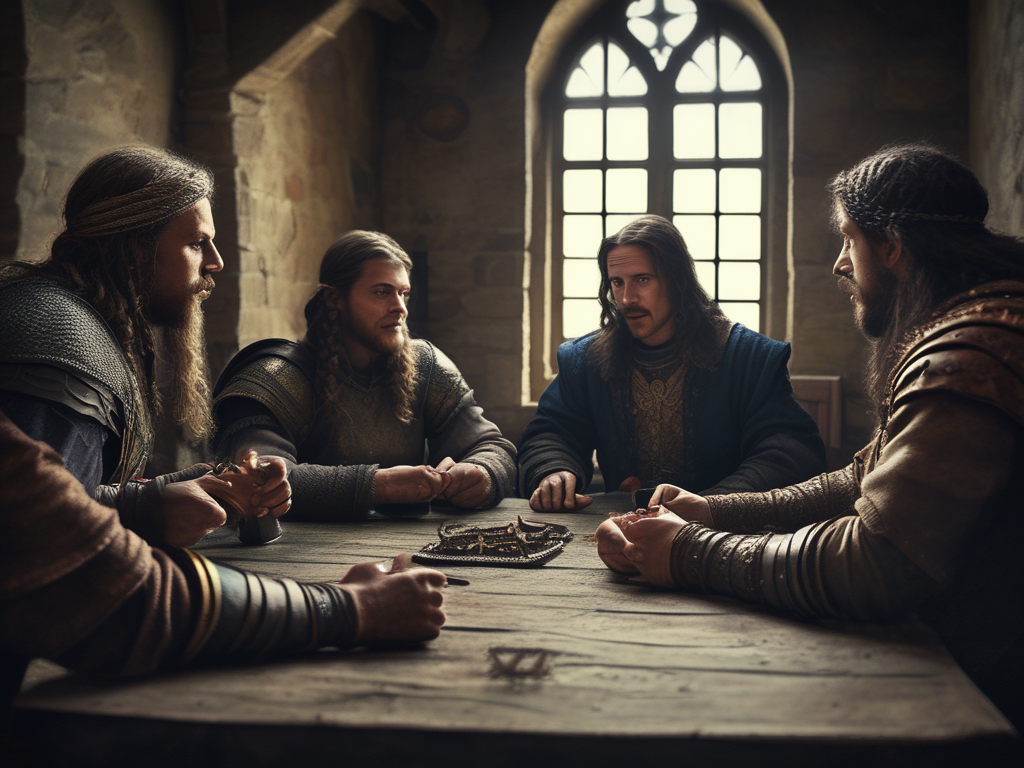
[0,146,290,545]
[596,143,1024,729]
[518,214,825,512]
[213,230,517,519]
[1,153,449,717]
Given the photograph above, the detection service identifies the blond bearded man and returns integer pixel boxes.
[214,230,517,519]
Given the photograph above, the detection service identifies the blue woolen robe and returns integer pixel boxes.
[518,324,826,496]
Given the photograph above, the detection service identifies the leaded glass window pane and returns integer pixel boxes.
[563,298,602,338]
[607,41,648,96]
[720,35,762,91]
[719,215,760,260]
[673,103,715,159]
[719,103,762,159]
[675,38,716,92]
[674,215,716,260]
[673,169,716,213]
[565,43,604,97]
[606,168,648,212]
[720,301,760,331]
[563,169,603,212]
[606,214,641,237]
[563,215,604,257]
[719,168,761,213]
[626,0,698,71]
[719,262,760,300]
[563,109,603,161]
[563,258,602,298]
[607,107,649,160]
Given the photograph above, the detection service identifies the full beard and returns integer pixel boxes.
[160,295,215,445]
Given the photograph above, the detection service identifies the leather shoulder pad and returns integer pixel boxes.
[0,363,123,434]
[214,353,314,444]
[893,322,1024,427]
[417,341,473,433]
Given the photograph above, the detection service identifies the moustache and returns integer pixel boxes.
[836,275,858,295]
[193,276,216,295]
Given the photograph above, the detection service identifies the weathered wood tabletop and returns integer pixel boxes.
[13,494,1019,767]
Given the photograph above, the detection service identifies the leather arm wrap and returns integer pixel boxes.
[95,464,214,544]
[668,515,938,621]
[184,552,358,663]
[704,465,860,534]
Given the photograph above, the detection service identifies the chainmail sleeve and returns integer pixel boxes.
[704,464,861,534]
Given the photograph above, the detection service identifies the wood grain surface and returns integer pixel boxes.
[13,494,1018,766]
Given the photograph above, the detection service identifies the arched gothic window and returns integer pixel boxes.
[552,0,779,343]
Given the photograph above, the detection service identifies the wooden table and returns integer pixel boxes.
[13,495,1020,767]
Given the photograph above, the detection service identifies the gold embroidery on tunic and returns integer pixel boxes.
[631,357,686,485]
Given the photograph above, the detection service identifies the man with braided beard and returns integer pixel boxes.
[213,230,517,519]
[0,146,289,545]
[595,143,1024,728]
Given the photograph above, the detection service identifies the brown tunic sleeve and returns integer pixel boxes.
[704,463,861,534]
[668,393,1018,620]
[0,412,197,676]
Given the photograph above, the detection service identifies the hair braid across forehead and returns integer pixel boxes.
[831,142,988,237]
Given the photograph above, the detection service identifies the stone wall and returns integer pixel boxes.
[969,0,1024,237]
[379,2,552,444]
[763,0,970,454]
[14,0,181,262]
[233,11,382,349]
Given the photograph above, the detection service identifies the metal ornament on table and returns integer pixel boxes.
[412,516,573,567]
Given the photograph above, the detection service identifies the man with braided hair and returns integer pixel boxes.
[0,411,447,727]
[595,143,1024,728]
[213,230,517,519]
[0,146,290,545]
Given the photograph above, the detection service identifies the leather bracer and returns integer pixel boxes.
[181,551,358,663]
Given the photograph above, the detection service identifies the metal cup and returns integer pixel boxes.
[238,513,283,545]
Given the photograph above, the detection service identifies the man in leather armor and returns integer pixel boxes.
[0,146,290,546]
[595,143,1024,728]
[518,214,826,512]
[213,230,517,520]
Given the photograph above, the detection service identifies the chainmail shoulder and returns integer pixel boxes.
[0,277,149,481]
[417,340,473,434]
[0,363,122,434]
[705,465,861,534]
[213,354,315,446]
[886,282,1024,434]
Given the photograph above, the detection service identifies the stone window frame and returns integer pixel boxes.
[525,0,789,403]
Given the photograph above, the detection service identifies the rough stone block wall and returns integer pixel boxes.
[232,12,382,350]
[764,0,969,454]
[379,3,550,445]
[14,0,180,262]
[970,0,1024,238]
